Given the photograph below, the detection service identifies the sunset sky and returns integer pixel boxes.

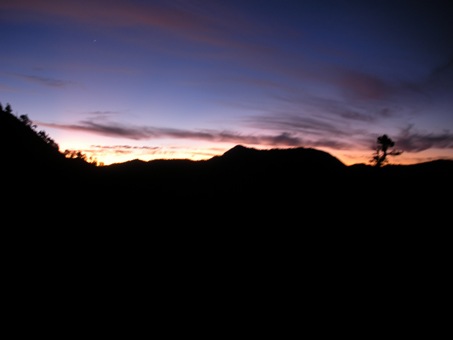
[1,0,452,166]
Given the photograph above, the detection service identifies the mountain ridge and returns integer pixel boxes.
[2,103,452,216]
[2,102,452,174]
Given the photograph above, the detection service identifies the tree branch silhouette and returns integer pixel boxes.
[371,134,403,167]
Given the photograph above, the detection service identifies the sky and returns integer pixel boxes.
[1,0,452,166]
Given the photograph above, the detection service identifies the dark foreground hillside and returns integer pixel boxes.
[2,104,452,296]
[2,104,452,224]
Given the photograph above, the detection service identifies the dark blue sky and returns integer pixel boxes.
[1,0,452,165]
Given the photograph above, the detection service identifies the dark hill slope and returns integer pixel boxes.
[1,105,66,169]
[1,105,93,192]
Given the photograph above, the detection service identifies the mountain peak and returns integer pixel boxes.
[221,144,258,158]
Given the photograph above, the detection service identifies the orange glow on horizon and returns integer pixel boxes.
[58,140,452,167]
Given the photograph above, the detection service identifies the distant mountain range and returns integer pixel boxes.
[2,104,452,223]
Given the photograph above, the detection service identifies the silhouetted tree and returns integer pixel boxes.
[64,149,87,160]
[38,130,59,150]
[371,134,403,167]
[63,149,99,165]
[5,103,13,115]
[19,114,36,129]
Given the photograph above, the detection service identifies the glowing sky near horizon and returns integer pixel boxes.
[1,0,452,165]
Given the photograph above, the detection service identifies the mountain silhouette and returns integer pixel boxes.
[210,143,346,171]
[2,103,452,225]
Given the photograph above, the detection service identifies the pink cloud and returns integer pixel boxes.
[335,69,392,100]
[1,0,256,49]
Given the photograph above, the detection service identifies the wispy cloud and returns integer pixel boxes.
[87,110,122,116]
[0,83,16,92]
[1,0,262,50]
[38,117,304,147]
[334,69,393,101]
[14,73,73,88]
[396,125,453,152]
